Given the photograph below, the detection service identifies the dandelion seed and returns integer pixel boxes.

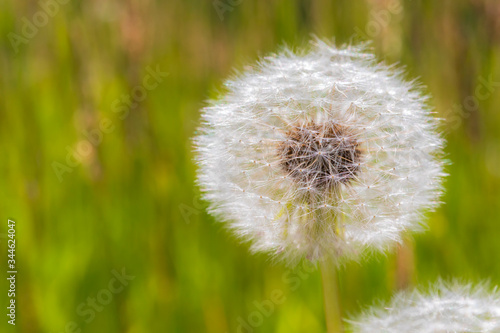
[349,280,500,333]
[194,38,446,264]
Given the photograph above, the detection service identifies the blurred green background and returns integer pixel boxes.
[1,0,500,332]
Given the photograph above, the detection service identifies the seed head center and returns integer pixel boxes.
[279,121,361,190]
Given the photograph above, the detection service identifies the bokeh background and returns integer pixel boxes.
[1,0,500,332]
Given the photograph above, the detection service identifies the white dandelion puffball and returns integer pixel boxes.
[195,39,446,264]
[349,280,500,333]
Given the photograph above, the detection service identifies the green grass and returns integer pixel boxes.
[1,0,500,332]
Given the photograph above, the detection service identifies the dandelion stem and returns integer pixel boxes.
[320,257,343,333]
[395,239,414,290]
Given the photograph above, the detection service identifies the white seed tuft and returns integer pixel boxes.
[194,38,446,264]
[349,280,500,333]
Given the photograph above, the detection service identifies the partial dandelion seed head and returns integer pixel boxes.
[194,38,446,264]
[349,280,500,333]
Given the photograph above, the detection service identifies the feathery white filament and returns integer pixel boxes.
[349,280,500,333]
[194,38,446,264]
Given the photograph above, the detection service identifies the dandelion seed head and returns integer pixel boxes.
[194,38,447,264]
[349,280,500,333]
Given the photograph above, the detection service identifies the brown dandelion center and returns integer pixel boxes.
[279,121,361,190]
